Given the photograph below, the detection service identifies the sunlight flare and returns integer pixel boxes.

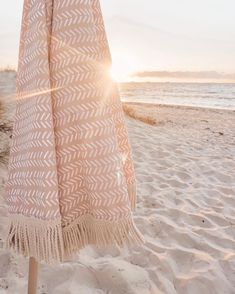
[109,50,139,82]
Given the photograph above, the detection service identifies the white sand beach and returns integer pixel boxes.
[0,72,235,293]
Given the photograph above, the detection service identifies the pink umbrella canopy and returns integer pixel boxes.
[4,0,145,264]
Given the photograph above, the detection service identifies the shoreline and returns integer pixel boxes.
[122,101,235,132]
[122,100,235,113]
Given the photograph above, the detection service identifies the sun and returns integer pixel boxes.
[109,64,132,82]
[108,51,138,82]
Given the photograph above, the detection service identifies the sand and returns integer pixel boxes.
[0,71,235,293]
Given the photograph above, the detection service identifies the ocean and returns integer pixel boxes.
[119,82,235,110]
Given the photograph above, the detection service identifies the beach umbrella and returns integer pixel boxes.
[4,0,145,291]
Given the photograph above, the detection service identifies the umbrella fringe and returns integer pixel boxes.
[4,213,145,264]
[62,213,145,260]
[4,215,64,265]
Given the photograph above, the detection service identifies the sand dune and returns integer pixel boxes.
[0,72,235,293]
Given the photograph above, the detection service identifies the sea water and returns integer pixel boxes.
[119,82,235,110]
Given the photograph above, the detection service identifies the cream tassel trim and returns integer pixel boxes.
[5,215,64,265]
[62,213,145,261]
[5,213,145,264]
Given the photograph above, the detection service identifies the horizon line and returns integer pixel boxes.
[1,68,235,84]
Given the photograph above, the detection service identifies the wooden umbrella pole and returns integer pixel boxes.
[28,257,39,294]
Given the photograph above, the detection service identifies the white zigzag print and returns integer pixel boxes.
[4,0,145,263]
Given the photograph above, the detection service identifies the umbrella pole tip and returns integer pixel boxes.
[28,257,39,294]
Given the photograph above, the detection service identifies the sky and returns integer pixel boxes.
[0,0,235,82]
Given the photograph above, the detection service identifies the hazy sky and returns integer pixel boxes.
[1,0,235,79]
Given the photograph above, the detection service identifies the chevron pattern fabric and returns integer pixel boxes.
[4,0,145,264]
